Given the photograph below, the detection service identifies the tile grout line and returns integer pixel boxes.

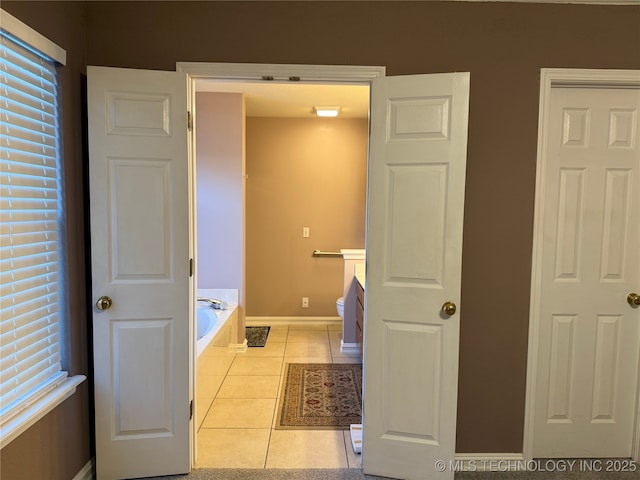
[198,322,357,468]
[197,352,236,434]
[326,325,337,362]
[264,325,290,468]
[341,428,350,468]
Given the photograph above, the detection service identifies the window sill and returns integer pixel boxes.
[0,375,86,449]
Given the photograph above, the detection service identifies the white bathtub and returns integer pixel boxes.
[196,288,238,357]
[197,307,218,340]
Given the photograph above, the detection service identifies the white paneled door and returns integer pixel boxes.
[87,64,470,480]
[533,86,640,457]
[88,67,191,479]
[364,73,470,479]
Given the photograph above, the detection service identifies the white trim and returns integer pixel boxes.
[453,453,526,472]
[340,248,366,260]
[340,341,361,357]
[524,68,640,462]
[176,62,385,84]
[537,68,640,88]
[0,375,85,449]
[72,458,95,480]
[0,8,66,65]
[188,67,197,469]
[246,316,342,327]
[181,61,381,470]
[229,339,248,353]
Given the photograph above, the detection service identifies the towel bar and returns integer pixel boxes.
[312,250,343,257]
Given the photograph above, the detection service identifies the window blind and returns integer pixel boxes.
[0,32,66,425]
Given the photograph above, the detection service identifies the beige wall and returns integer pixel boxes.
[246,117,368,317]
[196,92,246,339]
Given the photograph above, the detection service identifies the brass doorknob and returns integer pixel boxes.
[628,293,640,307]
[96,296,113,311]
[442,301,457,316]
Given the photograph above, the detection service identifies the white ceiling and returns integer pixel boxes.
[195,80,370,119]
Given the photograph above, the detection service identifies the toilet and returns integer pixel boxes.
[336,297,344,320]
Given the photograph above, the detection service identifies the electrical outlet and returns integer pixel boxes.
[302,297,309,308]
[302,227,310,238]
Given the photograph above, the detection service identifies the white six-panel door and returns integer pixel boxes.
[533,85,640,457]
[364,72,470,480]
[86,64,470,479]
[88,66,192,479]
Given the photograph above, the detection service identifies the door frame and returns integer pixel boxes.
[175,62,385,465]
[523,68,640,462]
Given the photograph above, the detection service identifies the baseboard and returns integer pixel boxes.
[72,458,94,480]
[340,341,360,357]
[229,339,248,353]
[245,316,341,327]
[453,453,526,472]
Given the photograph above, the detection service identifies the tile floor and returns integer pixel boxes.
[195,322,363,469]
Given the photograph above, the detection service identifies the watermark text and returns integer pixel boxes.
[433,459,637,473]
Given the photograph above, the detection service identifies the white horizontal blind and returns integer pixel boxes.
[0,32,66,425]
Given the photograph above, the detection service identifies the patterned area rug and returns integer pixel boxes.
[276,363,362,430]
[246,326,270,347]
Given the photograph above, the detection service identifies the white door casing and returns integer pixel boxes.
[364,73,470,479]
[525,69,640,459]
[176,62,386,465]
[88,66,192,479]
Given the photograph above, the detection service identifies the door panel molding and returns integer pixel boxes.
[524,68,640,462]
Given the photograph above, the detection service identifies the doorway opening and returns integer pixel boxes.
[182,63,384,468]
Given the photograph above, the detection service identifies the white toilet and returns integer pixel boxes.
[336,297,344,320]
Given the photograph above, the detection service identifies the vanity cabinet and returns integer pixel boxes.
[356,281,364,360]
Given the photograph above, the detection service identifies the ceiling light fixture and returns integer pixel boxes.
[314,106,341,118]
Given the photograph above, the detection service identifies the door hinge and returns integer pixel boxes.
[190,400,193,420]
[189,258,193,277]
[187,111,193,132]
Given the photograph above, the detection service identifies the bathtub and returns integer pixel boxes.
[196,288,238,357]
[197,307,218,340]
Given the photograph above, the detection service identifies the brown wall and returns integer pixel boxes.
[2,0,638,462]
[83,0,640,452]
[0,3,92,480]
[246,117,368,317]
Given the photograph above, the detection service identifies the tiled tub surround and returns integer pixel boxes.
[195,323,362,469]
